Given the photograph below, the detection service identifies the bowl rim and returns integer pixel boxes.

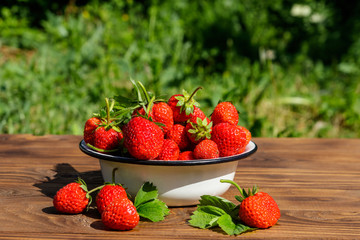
[79,140,257,166]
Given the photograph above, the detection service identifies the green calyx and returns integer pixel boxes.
[175,86,202,115]
[188,117,212,141]
[94,97,123,133]
[220,179,258,202]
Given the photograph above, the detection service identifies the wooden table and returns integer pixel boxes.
[0,134,359,239]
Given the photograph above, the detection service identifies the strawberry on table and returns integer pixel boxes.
[123,116,164,160]
[53,178,90,214]
[101,198,140,231]
[96,184,128,214]
[156,139,180,160]
[211,122,247,157]
[211,101,239,126]
[222,180,281,229]
[189,180,280,236]
[193,139,219,159]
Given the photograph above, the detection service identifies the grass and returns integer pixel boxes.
[0,0,359,138]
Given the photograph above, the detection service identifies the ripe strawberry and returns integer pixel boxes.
[192,106,206,120]
[83,117,101,145]
[211,122,247,157]
[123,116,164,160]
[152,102,174,134]
[237,125,251,145]
[132,102,174,135]
[166,124,191,150]
[53,178,89,214]
[185,116,212,144]
[221,180,280,229]
[239,191,280,228]
[168,87,202,123]
[86,98,124,152]
[96,184,128,214]
[101,198,139,230]
[156,139,180,160]
[211,102,239,126]
[193,139,219,159]
[178,151,194,160]
[94,127,123,151]
[236,126,252,154]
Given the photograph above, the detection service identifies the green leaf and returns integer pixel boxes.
[189,205,226,229]
[199,195,239,219]
[217,214,255,235]
[136,199,170,222]
[134,182,158,207]
[133,182,169,222]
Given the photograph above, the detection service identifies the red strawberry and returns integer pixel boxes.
[166,124,191,150]
[132,102,174,135]
[178,151,195,160]
[156,139,180,160]
[94,127,123,151]
[123,116,164,160]
[87,98,123,152]
[239,191,280,228]
[237,125,251,145]
[211,122,247,157]
[236,126,252,154]
[53,178,89,214]
[101,198,139,230]
[185,116,212,144]
[84,117,101,145]
[211,102,239,126]
[193,139,219,159]
[152,102,174,134]
[168,87,202,123]
[192,106,206,120]
[96,184,128,214]
[221,180,280,229]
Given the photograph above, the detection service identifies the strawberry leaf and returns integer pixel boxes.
[189,195,255,236]
[217,214,255,235]
[188,205,225,229]
[134,182,169,222]
[134,182,158,206]
[198,195,239,219]
[136,199,169,222]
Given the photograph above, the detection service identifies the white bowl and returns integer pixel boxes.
[79,140,257,206]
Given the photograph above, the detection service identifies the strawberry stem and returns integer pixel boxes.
[187,86,202,103]
[220,179,243,193]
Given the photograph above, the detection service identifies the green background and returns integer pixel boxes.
[0,0,359,138]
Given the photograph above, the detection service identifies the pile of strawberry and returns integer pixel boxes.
[83,81,251,160]
[53,172,169,231]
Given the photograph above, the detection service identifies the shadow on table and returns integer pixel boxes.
[34,163,104,221]
[33,163,103,199]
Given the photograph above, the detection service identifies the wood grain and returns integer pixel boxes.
[0,134,359,239]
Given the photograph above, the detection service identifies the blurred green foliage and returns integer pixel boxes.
[0,0,359,137]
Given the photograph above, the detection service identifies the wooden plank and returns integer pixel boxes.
[0,135,359,239]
